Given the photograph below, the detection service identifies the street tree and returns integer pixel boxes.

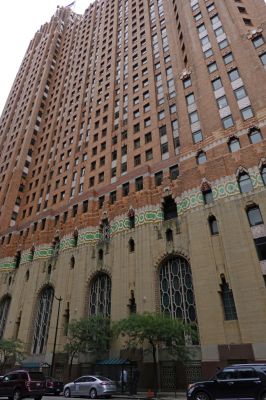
[64,315,111,379]
[0,338,24,373]
[113,312,195,394]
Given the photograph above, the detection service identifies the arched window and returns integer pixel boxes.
[88,274,111,317]
[261,165,266,186]
[238,172,253,193]
[159,256,197,325]
[163,196,177,221]
[208,216,219,235]
[53,237,60,256]
[249,128,262,144]
[70,256,75,269]
[202,189,214,205]
[220,276,237,320]
[166,229,173,242]
[246,205,263,226]
[73,230,78,247]
[129,215,135,229]
[228,137,240,152]
[197,151,207,165]
[0,295,11,338]
[129,239,135,252]
[32,286,54,354]
[25,270,30,281]
[98,249,104,261]
[14,251,21,269]
[30,246,35,262]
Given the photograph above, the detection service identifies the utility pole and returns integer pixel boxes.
[50,295,63,377]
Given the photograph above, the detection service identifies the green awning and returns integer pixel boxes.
[96,358,131,365]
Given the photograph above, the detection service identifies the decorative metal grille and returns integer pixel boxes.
[32,286,54,354]
[159,256,197,325]
[89,274,111,317]
[0,296,11,338]
[160,365,177,390]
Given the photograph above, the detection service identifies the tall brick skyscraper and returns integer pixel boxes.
[0,0,266,386]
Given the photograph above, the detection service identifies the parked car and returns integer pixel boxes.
[45,376,64,395]
[63,375,117,399]
[187,363,266,400]
[0,369,46,400]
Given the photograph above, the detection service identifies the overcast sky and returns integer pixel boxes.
[0,0,93,115]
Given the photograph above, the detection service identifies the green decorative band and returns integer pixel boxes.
[0,170,265,270]
[0,258,16,271]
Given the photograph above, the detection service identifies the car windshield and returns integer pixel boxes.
[95,376,111,381]
[29,372,46,381]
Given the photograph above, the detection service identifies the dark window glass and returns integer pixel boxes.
[249,129,262,144]
[223,52,234,65]
[197,151,207,164]
[169,165,179,180]
[252,35,264,48]
[135,176,143,191]
[228,138,240,152]
[155,171,163,186]
[254,237,266,261]
[220,281,238,320]
[238,173,253,193]
[247,206,263,226]
[203,189,214,205]
[212,78,222,91]
[163,196,177,220]
[209,216,219,235]
[261,166,266,185]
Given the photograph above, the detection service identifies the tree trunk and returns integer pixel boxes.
[68,353,75,381]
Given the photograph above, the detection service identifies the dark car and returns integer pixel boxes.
[187,364,266,400]
[45,376,64,395]
[0,369,46,400]
[63,375,117,398]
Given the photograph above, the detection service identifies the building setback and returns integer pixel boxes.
[0,0,266,387]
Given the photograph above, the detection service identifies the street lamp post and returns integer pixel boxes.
[50,295,63,377]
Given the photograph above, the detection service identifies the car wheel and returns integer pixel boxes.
[90,388,97,399]
[193,391,211,400]
[13,389,21,400]
[64,388,71,398]
[34,396,43,400]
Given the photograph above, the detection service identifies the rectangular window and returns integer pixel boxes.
[212,78,223,91]
[135,176,143,191]
[122,182,130,197]
[155,171,163,186]
[254,237,266,261]
[223,52,234,65]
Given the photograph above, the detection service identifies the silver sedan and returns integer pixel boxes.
[63,375,117,399]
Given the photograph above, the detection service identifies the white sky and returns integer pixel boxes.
[0,0,93,115]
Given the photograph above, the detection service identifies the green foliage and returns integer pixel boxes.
[64,315,111,358]
[0,339,24,372]
[113,312,194,361]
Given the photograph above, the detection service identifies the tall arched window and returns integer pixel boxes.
[261,165,266,186]
[238,172,253,193]
[32,286,54,354]
[163,196,177,221]
[0,295,11,338]
[220,277,237,320]
[159,256,197,325]
[89,274,111,317]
